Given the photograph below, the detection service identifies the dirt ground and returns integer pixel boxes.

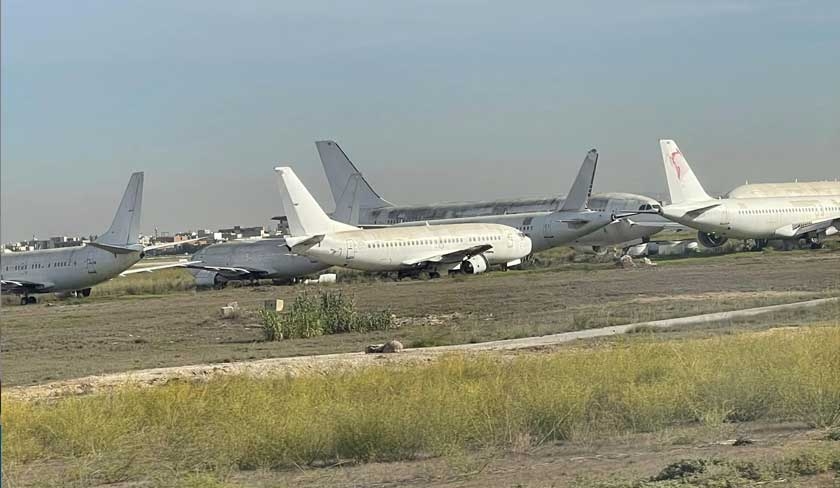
[224,422,840,488]
[1,250,839,386]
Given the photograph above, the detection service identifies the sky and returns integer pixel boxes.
[2,0,838,241]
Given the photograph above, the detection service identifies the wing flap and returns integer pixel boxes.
[1,279,54,293]
[401,244,491,266]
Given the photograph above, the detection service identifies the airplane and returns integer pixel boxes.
[657,139,840,249]
[180,238,330,288]
[315,140,673,251]
[1,172,192,304]
[275,167,532,277]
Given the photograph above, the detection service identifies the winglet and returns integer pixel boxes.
[274,166,359,237]
[96,172,144,247]
[315,140,393,224]
[559,149,598,211]
[659,140,712,204]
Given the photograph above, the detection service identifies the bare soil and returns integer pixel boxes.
[1,250,838,387]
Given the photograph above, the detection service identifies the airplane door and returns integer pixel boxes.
[86,249,97,274]
[346,240,356,260]
[507,232,514,248]
[719,207,730,226]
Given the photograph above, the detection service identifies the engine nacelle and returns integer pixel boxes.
[193,270,226,288]
[696,231,729,248]
[461,254,488,274]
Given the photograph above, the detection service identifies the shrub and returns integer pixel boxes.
[259,290,393,341]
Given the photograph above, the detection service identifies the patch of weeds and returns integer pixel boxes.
[651,459,707,481]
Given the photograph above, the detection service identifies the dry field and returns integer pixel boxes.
[1,249,839,386]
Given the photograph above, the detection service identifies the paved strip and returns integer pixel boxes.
[5,296,837,401]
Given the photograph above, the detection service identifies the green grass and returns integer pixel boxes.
[259,289,393,340]
[3,327,840,486]
[91,268,196,297]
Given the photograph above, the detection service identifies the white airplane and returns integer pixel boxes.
[1,172,193,304]
[658,140,840,249]
[275,167,532,277]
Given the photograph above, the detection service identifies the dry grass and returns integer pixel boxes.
[3,327,839,486]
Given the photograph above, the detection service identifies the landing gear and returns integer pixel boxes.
[428,271,441,279]
[20,295,37,305]
[752,239,768,251]
[80,288,92,297]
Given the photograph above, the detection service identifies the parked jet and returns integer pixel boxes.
[726,181,840,198]
[658,139,840,249]
[1,172,190,304]
[276,167,532,277]
[316,140,671,250]
[181,238,329,288]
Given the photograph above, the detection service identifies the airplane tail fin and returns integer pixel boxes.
[660,140,712,204]
[96,172,143,247]
[274,166,359,237]
[315,140,393,224]
[559,149,598,211]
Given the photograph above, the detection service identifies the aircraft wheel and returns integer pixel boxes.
[20,296,28,306]
[429,272,441,279]
[81,288,92,297]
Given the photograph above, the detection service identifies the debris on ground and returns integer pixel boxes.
[365,340,404,354]
[220,301,240,319]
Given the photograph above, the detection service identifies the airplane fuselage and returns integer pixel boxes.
[355,193,668,249]
[662,196,840,239]
[190,238,329,284]
[300,223,532,272]
[1,245,142,294]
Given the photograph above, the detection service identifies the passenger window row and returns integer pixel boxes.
[365,235,501,249]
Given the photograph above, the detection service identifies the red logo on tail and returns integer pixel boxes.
[669,150,683,180]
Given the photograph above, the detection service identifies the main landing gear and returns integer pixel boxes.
[20,295,37,305]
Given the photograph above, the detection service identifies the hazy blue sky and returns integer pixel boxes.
[2,1,838,241]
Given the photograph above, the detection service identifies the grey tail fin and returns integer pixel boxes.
[315,140,393,224]
[559,149,598,211]
[96,172,143,247]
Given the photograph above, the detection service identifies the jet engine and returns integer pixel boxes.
[193,270,227,289]
[461,254,488,274]
[696,231,728,248]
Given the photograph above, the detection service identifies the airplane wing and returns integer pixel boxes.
[143,237,204,252]
[182,263,273,279]
[775,215,840,238]
[401,244,492,266]
[119,260,203,276]
[1,279,55,294]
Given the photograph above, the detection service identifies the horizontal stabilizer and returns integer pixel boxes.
[683,202,722,218]
[87,241,141,255]
[285,234,325,250]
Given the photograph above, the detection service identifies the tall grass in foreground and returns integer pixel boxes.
[3,328,840,482]
[91,268,195,297]
[260,290,393,340]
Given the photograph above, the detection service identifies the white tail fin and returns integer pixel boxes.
[96,172,143,247]
[660,140,712,204]
[315,140,393,224]
[274,166,359,237]
[559,149,598,211]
